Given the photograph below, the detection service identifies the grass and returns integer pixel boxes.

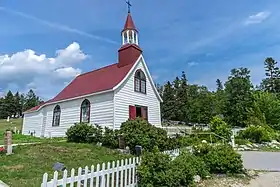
[0,142,129,187]
[0,118,23,132]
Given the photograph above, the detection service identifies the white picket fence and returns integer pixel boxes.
[41,157,140,187]
[41,149,180,187]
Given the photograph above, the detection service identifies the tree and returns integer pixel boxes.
[161,81,176,120]
[14,92,22,117]
[261,57,280,93]
[23,89,40,111]
[176,71,189,123]
[223,68,254,127]
[216,79,223,91]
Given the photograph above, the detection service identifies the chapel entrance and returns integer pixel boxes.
[129,105,148,120]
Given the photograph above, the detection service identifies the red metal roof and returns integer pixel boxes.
[26,46,141,112]
[123,13,137,32]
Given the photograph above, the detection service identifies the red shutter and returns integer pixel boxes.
[129,105,136,120]
[141,107,148,120]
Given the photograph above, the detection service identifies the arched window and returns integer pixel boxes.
[52,105,61,127]
[134,69,146,94]
[80,99,90,123]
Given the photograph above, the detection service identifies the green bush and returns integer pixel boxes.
[210,116,232,141]
[101,127,120,149]
[237,125,274,143]
[172,151,210,179]
[66,123,103,143]
[120,118,168,152]
[137,148,208,187]
[137,148,173,187]
[202,144,244,174]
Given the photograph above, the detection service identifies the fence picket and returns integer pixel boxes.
[116,160,120,187]
[132,157,135,185]
[84,166,89,187]
[77,167,82,187]
[52,171,58,187]
[96,164,100,187]
[128,158,132,185]
[106,162,110,187]
[41,173,48,187]
[124,159,128,187]
[62,169,67,187]
[111,161,115,187]
[120,159,124,187]
[90,165,94,187]
[70,168,75,187]
[101,163,106,187]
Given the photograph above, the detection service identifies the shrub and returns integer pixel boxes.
[202,144,243,174]
[137,148,173,187]
[172,151,210,179]
[120,118,168,152]
[237,125,273,143]
[210,116,232,141]
[66,123,102,143]
[137,148,207,187]
[101,127,120,149]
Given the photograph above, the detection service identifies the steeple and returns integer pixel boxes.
[121,1,139,45]
[118,1,142,68]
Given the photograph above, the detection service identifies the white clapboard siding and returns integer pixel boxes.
[114,58,161,129]
[22,111,43,137]
[42,92,114,137]
[41,157,140,187]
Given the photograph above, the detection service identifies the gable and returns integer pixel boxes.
[114,55,163,102]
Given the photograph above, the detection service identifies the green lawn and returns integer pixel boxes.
[0,118,23,132]
[0,142,129,187]
[0,118,52,145]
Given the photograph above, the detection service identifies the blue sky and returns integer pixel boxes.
[0,0,280,99]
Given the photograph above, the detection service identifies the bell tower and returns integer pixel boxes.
[118,0,142,67]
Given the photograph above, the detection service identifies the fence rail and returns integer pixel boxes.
[41,157,140,187]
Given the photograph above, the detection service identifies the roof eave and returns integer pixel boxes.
[23,89,114,114]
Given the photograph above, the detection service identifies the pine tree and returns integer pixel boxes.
[176,71,189,123]
[261,57,280,93]
[223,68,254,127]
[161,81,176,120]
[4,91,16,118]
[23,89,40,111]
[216,79,223,91]
[14,92,22,117]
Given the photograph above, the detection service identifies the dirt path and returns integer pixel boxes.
[248,172,280,187]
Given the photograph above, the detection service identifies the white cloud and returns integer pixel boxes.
[244,11,271,25]
[0,42,87,98]
[188,61,198,67]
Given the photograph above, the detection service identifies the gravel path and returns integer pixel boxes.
[248,172,280,187]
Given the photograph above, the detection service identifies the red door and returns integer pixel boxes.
[141,107,148,120]
[129,105,136,120]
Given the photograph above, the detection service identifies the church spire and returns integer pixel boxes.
[121,0,139,45]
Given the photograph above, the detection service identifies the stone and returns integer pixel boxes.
[247,170,257,177]
[4,131,12,155]
[201,140,207,143]
[119,135,125,149]
[271,140,280,144]
[193,175,201,183]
